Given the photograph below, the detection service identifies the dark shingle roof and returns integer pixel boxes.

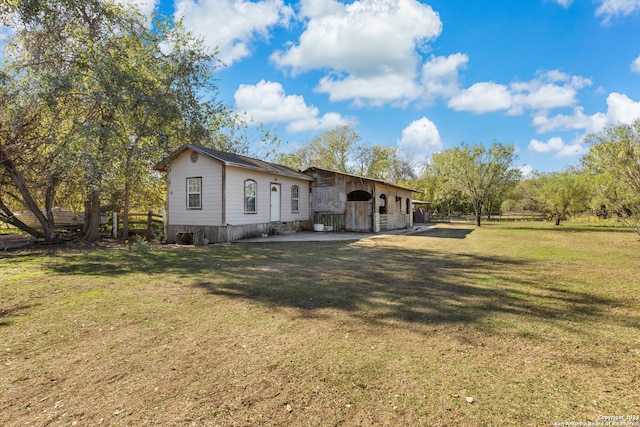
[155,144,313,181]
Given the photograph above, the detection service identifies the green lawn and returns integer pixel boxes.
[1,222,639,426]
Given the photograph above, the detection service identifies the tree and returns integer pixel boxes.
[278,126,415,184]
[431,141,520,226]
[278,125,361,173]
[528,171,589,225]
[501,177,541,212]
[415,162,466,214]
[0,0,237,241]
[0,35,80,240]
[1,0,152,240]
[355,144,416,183]
[583,119,640,236]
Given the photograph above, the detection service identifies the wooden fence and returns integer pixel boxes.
[429,213,451,223]
[458,211,546,222]
[420,211,546,223]
[7,210,165,241]
[112,211,165,241]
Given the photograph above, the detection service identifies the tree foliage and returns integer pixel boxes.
[278,125,361,173]
[583,119,640,236]
[354,144,416,183]
[513,171,589,225]
[430,141,520,226]
[0,0,271,241]
[278,125,415,184]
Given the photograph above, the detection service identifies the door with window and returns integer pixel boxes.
[270,183,281,222]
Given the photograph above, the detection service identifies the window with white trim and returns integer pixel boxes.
[245,180,257,213]
[291,185,300,212]
[186,177,202,209]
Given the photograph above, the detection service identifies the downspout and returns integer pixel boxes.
[221,163,227,242]
[221,163,226,225]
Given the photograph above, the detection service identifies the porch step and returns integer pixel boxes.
[272,223,296,235]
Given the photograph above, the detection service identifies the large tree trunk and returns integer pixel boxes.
[474,201,482,227]
[0,199,44,238]
[43,177,60,241]
[0,145,57,240]
[83,189,102,241]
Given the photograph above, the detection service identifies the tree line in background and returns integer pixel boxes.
[1,1,639,241]
[414,120,640,235]
[281,121,640,235]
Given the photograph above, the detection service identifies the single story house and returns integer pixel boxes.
[155,144,416,243]
[154,144,314,243]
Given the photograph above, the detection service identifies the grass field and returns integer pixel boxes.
[1,222,639,426]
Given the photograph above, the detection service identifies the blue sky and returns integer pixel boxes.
[46,1,640,172]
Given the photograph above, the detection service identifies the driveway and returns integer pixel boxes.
[238,224,435,242]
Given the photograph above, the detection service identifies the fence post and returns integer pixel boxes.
[113,212,118,239]
[162,210,167,243]
[146,211,153,241]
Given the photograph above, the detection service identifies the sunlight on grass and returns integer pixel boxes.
[1,223,638,425]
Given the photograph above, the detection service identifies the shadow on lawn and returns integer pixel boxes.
[36,238,636,332]
[0,303,40,327]
[413,227,474,239]
[189,240,629,331]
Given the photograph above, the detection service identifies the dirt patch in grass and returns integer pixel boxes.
[1,223,639,426]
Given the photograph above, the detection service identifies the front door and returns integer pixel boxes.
[270,183,281,222]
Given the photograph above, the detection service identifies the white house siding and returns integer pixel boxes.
[167,149,223,226]
[278,176,310,222]
[224,167,310,226]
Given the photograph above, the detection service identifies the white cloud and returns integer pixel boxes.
[509,83,576,115]
[532,107,602,134]
[447,70,592,116]
[631,55,640,74]
[271,0,442,106]
[397,117,443,158]
[532,92,640,134]
[316,73,421,107]
[509,70,591,114]
[528,137,587,157]
[234,80,352,133]
[421,53,469,100]
[448,82,512,113]
[595,0,640,24]
[175,0,293,66]
[605,92,640,124]
[528,137,562,153]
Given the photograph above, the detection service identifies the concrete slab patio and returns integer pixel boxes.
[237,224,435,243]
